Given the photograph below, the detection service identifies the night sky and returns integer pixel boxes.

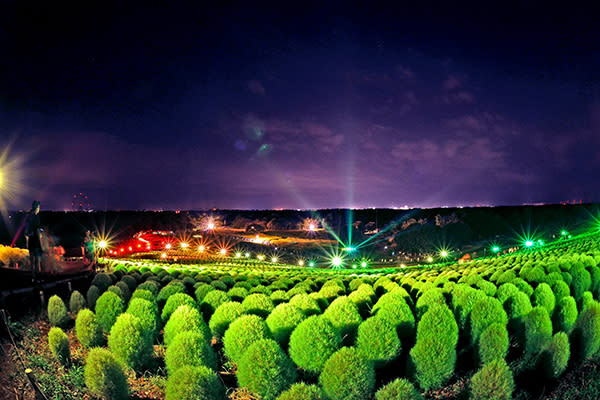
[1,2,599,211]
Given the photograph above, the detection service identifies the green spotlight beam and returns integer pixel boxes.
[355,210,419,250]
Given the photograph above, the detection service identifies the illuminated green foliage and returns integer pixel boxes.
[289,315,342,375]
[554,296,578,333]
[47,295,69,328]
[375,378,423,400]
[469,359,513,400]
[163,305,210,346]
[470,297,507,345]
[266,303,306,345]
[276,383,323,400]
[48,327,70,366]
[75,309,104,348]
[209,301,245,338]
[241,293,274,318]
[165,365,225,400]
[523,306,552,356]
[95,291,124,332]
[319,347,375,400]
[165,331,217,375]
[108,313,153,372]
[85,348,129,400]
[223,314,271,364]
[478,323,509,364]
[69,290,87,315]
[356,316,401,368]
[161,293,197,323]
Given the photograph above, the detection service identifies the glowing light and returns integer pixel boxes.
[524,240,534,248]
[198,245,205,252]
[537,240,544,246]
[308,261,315,267]
[219,248,227,255]
[400,264,406,268]
[245,252,250,258]
[207,222,215,230]
[271,257,278,263]
[257,254,265,261]
[128,246,132,251]
[165,243,172,250]
[0,170,3,187]
[491,246,500,253]
[561,230,568,236]
[298,260,304,266]
[180,242,189,249]
[361,261,367,268]
[427,256,433,263]
[235,252,241,258]
[308,224,316,231]
[98,240,107,249]
[343,247,356,253]
[161,252,167,258]
[440,250,448,258]
[331,256,343,268]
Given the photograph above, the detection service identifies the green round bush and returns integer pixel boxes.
[270,290,290,305]
[375,378,423,400]
[157,283,186,309]
[266,303,307,345]
[108,313,153,372]
[126,298,160,340]
[289,293,321,316]
[348,284,375,316]
[552,281,571,302]
[478,322,509,364]
[554,296,578,333]
[242,293,275,318]
[91,273,112,292]
[572,301,600,360]
[451,285,486,332]
[538,332,570,379]
[48,327,70,366]
[409,304,458,391]
[372,292,415,338]
[322,296,362,341]
[164,305,210,346]
[469,359,514,400]
[165,365,225,400]
[533,283,556,315]
[227,286,249,302]
[137,281,159,296]
[289,315,342,375]
[470,297,507,345]
[115,281,131,303]
[512,278,533,297]
[581,291,595,311]
[75,309,104,348]
[69,290,87,315]
[131,288,155,304]
[276,383,323,400]
[211,280,228,291]
[48,295,69,327]
[85,347,129,400]
[571,265,591,300]
[356,316,401,368]
[107,285,124,302]
[319,346,375,400]
[504,291,532,322]
[161,293,197,323]
[165,330,217,374]
[209,301,245,338]
[415,288,446,318]
[121,275,137,292]
[200,290,230,319]
[95,291,125,332]
[237,339,297,400]
[523,306,552,356]
[194,283,215,302]
[86,285,100,311]
[223,314,271,364]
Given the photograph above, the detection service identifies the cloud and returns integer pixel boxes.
[396,65,415,80]
[262,118,344,153]
[247,80,266,96]
[443,75,461,90]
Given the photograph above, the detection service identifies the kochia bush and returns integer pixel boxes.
[409,304,458,391]
[48,327,70,366]
[165,365,225,400]
[86,285,100,311]
[209,301,245,338]
[84,348,129,400]
[289,315,342,375]
[289,293,321,316]
[200,290,229,319]
[470,297,507,345]
[469,359,514,400]
[554,296,578,333]
[533,283,556,315]
[161,293,197,323]
[266,303,306,345]
[47,295,69,328]
[126,298,160,340]
[571,301,600,360]
[319,346,375,400]
[372,292,415,338]
[223,314,271,364]
[75,309,104,348]
[241,293,275,318]
[237,339,297,400]
[478,323,509,365]
[163,305,210,346]
[95,291,125,332]
[523,306,552,356]
[69,290,87,315]
[375,378,423,400]
[537,332,570,379]
[275,383,323,400]
[322,296,362,341]
[108,313,154,372]
[356,316,401,368]
[165,331,218,375]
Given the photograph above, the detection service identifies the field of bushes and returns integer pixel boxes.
[37,232,600,399]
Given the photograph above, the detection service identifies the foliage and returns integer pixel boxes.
[86,285,100,311]
[84,347,129,400]
[322,296,362,341]
[223,314,272,364]
[319,346,375,400]
[165,365,225,400]
[241,293,275,318]
[371,292,415,338]
[200,290,230,319]
[108,313,154,372]
[523,306,552,356]
[478,322,508,364]
[375,378,423,400]
[91,273,112,292]
[48,295,70,328]
[572,301,600,360]
[289,293,321,316]
[554,296,578,333]
[470,296,507,345]
[165,330,218,374]
[266,303,307,345]
[356,316,401,368]
[75,309,104,348]
[69,290,87,315]
[469,359,514,400]
[537,332,570,379]
[289,315,342,375]
[126,298,160,340]
[161,292,197,323]
[48,327,70,366]
[95,291,125,332]
[163,305,210,346]
[276,383,323,400]
[237,339,297,400]
[209,301,245,338]
[533,283,556,314]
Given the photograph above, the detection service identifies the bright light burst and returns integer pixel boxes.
[524,240,534,247]
[427,256,433,263]
[331,256,343,268]
[257,254,265,261]
[440,250,448,258]
[271,256,278,263]
[308,261,315,267]
[0,142,27,219]
[361,260,367,268]
[98,240,108,249]
[198,245,205,252]
[219,248,227,255]
[298,260,304,266]
[165,243,172,250]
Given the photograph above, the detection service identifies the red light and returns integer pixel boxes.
[120,248,124,252]
[128,246,132,251]
[137,244,141,248]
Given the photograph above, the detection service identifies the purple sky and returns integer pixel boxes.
[0,2,599,210]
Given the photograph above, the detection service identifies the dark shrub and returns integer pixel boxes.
[91,273,112,292]
[523,306,552,356]
[276,383,323,400]
[157,283,186,309]
[85,348,129,400]
[537,332,570,379]
[372,292,415,338]
[266,303,306,345]
[115,281,131,303]
[469,359,513,400]
[47,295,69,327]
[223,314,271,364]
[200,290,229,319]
[165,365,225,400]
[164,305,210,346]
[48,327,70,366]
[108,313,153,372]
[478,323,508,364]
[69,290,87,315]
[86,285,100,311]
[165,331,218,374]
[571,301,600,360]
[241,293,274,318]
[554,296,578,333]
[211,280,227,291]
[289,315,342,374]
[107,285,124,303]
[319,346,375,400]
[356,316,401,368]
[533,283,556,314]
[470,297,507,345]
[375,378,423,400]
[95,291,125,332]
[137,281,159,296]
[237,339,297,400]
[409,304,458,391]
[121,275,137,292]
[161,293,197,323]
[209,301,245,339]
[289,293,321,316]
[75,309,104,348]
[126,298,160,340]
[322,296,362,341]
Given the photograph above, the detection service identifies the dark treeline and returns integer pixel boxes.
[0,204,598,253]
